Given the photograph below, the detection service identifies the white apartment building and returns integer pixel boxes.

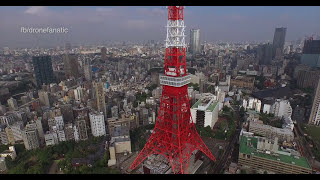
[89,112,106,137]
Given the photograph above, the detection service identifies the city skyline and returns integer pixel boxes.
[0,6,320,48]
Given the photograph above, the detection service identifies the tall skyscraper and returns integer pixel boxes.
[301,39,320,68]
[190,29,200,55]
[258,43,273,65]
[101,47,107,60]
[32,55,55,88]
[64,53,80,79]
[84,58,92,81]
[272,27,287,58]
[93,81,107,119]
[309,77,320,126]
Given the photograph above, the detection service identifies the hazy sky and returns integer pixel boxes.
[1,6,320,48]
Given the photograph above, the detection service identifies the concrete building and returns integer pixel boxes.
[7,98,18,111]
[11,121,24,142]
[74,115,88,141]
[0,113,16,126]
[89,112,106,137]
[296,70,320,89]
[38,90,51,107]
[44,131,59,146]
[93,81,107,119]
[263,104,272,114]
[0,146,17,160]
[238,135,311,174]
[249,121,294,142]
[74,86,85,102]
[0,125,8,145]
[64,53,80,79]
[22,121,40,150]
[64,123,75,141]
[5,126,15,145]
[191,94,219,129]
[83,58,92,81]
[309,78,320,126]
[0,157,7,172]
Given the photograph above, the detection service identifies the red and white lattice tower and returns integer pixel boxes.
[130,6,215,174]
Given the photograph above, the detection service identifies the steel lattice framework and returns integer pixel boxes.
[130,6,215,174]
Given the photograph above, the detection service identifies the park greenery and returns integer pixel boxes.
[259,113,282,128]
[3,136,120,174]
[130,124,155,151]
[188,82,199,91]
[301,124,320,161]
[196,106,236,141]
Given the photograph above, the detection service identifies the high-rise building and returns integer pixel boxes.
[257,43,273,65]
[300,39,320,68]
[89,112,106,137]
[22,121,40,150]
[296,69,320,89]
[93,81,107,119]
[309,78,320,126]
[32,55,55,88]
[272,27,287,58]
[101,47,107,60]
[190,29,200,55]
[84,58,92,81]
[64,53,80,79]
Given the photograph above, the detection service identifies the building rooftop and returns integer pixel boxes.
[191,99,218,112]
[239,136,311,169]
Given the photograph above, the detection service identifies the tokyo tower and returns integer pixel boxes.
[130,6,216,174]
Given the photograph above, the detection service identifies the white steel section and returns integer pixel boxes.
[160,74,191,87]
[165,20,186,48]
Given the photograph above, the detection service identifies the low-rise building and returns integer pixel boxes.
[238,135,311,174]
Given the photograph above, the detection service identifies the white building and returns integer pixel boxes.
[54,116,64,130]
[44,131,59,146]
[74,86,85,102]
[191,93,219,129]
[89,112,106,137]
[263,104,271,114]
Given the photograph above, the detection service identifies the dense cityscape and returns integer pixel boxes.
[0,6,320,174]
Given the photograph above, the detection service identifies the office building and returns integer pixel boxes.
[309,78,320,126]
[301,39,320,68]
[190,29,200,55]
[32,55,55,88]
[257,43,273,65]
[64,53,80,79]
[272,27,287,58]
[296,70,320,89]
[44,131,59,146]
